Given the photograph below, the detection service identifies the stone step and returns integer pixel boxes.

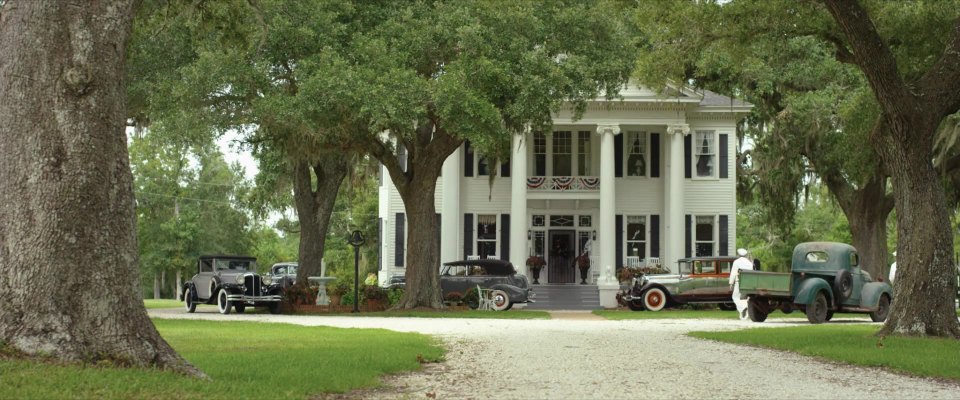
[525,284,600,311]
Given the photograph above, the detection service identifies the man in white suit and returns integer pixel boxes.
[729,248,754,320]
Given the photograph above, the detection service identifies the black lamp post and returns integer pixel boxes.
[348,230,366,313]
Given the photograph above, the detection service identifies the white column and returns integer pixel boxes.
[440,146,461,265]
[510,132,529,275]
[597,124,620,307]
[665,124,690,273]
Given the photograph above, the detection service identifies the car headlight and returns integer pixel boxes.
[236,275,245,284]
[263,275,273,285]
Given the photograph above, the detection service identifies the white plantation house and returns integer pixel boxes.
[377,83,751,307]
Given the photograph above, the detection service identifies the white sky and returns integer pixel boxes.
[217,129,259,181]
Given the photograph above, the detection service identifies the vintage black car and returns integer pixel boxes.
[266,262,298,288]
[440,259,535,311]
[181,255,283,314]
[389,259,535,311]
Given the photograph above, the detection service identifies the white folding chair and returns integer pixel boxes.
[476,285,494,311]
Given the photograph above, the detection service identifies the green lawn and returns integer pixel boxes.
[316,309,551,319]
[690,324,960,382]
[593,308,869,320]
[1,319,443,399]
[144,299,183,309]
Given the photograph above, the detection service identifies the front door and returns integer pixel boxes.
[548,230,576,284]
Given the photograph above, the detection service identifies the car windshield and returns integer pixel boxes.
[215,259,254,271]
[274,265,297,275]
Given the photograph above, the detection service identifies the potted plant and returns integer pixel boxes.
[618,266,645,283]
[576,255,591,284]
[329,278,351,306]
[363,285,388,309]
[526,255,546,284]
[444,291,464,306]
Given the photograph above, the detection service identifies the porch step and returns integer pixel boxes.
[524,284,601,311]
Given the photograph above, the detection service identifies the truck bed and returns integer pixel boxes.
[738,270,792,297]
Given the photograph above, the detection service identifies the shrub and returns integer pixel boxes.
[462,287,479,309]
[330,277,351,297]
[387,287,404,306]
[363,285,388,301]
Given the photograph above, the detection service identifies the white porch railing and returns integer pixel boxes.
[589,255,600,284]
[526,176,599,191]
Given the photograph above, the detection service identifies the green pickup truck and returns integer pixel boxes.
[738,242,893,324]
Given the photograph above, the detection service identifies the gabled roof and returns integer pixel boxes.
[592,81,753,112]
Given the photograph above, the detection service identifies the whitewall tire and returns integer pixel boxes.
[217,288,232,315]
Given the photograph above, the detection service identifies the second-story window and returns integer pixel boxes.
[534,133,547,176]
[478,156,490,176]
[577,131,591,175]
[552,131,572,176]
[695,130,715,177]
[627,131,647,177]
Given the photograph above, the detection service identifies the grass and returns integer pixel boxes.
[593,308,868,320]
[1,319,443,399]
[689,324,960,382]
[144,299,183,309]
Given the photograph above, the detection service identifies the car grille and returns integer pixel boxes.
[244,274,264,297]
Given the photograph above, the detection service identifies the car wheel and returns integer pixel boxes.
[268,302,281,314]
[642,288,667,312]
[627,300,645,311]
[234,304,246,313]
[490,290,510,311]
[747,297,768,322]
[217,288,232,315]
[184,287,196,313]
[834,269,853,301]
[870,294,891,322]
[806,291,828,324]
[825,310,835,321]
[718,302,736,311]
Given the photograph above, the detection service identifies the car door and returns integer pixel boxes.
[195,258,215,300]
[677,260,715,300]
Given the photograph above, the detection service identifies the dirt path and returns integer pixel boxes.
[150,308,960,399]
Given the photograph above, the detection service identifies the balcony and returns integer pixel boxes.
[526,176,599,192]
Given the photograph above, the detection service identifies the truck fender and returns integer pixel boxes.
[794,278,833,306]
[860,282,893,310]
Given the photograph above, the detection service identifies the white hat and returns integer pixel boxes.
[737,248,748,256]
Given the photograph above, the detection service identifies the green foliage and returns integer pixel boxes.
[691,324,960,382]
[738,184,853,272]
[387,287,404,306]
[0,319,443,399]
[362,285,388,301]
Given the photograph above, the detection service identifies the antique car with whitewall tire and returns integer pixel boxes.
[265,262,298,289]
[617,257,738,311]
[440,259,535,311]
[180,255,284,314]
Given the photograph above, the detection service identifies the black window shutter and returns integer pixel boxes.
[614,134,624,178]
[650,134,660,178]
[650,215,660,257]
[616,214,623,269]
[684,214,691,258]
[500,158,510,177]
[719,215,729,256]
[720,134,729,179]
[684,134,692,179]
[395,213,405,266]
[463,213,473,258]
[436,213,442,254]
[378,218,383,270]
[464,141,474,177]
[501,214,510,261]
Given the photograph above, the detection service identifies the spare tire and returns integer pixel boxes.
[834,269,853,302]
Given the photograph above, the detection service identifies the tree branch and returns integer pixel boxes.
[822,0,913,113]
[918,17,960,119]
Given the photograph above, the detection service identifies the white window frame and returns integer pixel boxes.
[694,215,716,257]
[625,131,648,178]
[626,215,647,260]
[552,131,573,176]
[693,130,716,179]
[577,131,592,176]
[476,214,498,259]
[530,130,594,177]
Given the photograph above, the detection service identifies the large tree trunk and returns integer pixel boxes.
[0,0,203,375]
[394,175,444,309]
[823,174,894,279]
[293,156,348,285]
[876,117,960,338]
[825,0,960,338]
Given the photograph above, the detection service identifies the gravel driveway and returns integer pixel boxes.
[149,308,960,399]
